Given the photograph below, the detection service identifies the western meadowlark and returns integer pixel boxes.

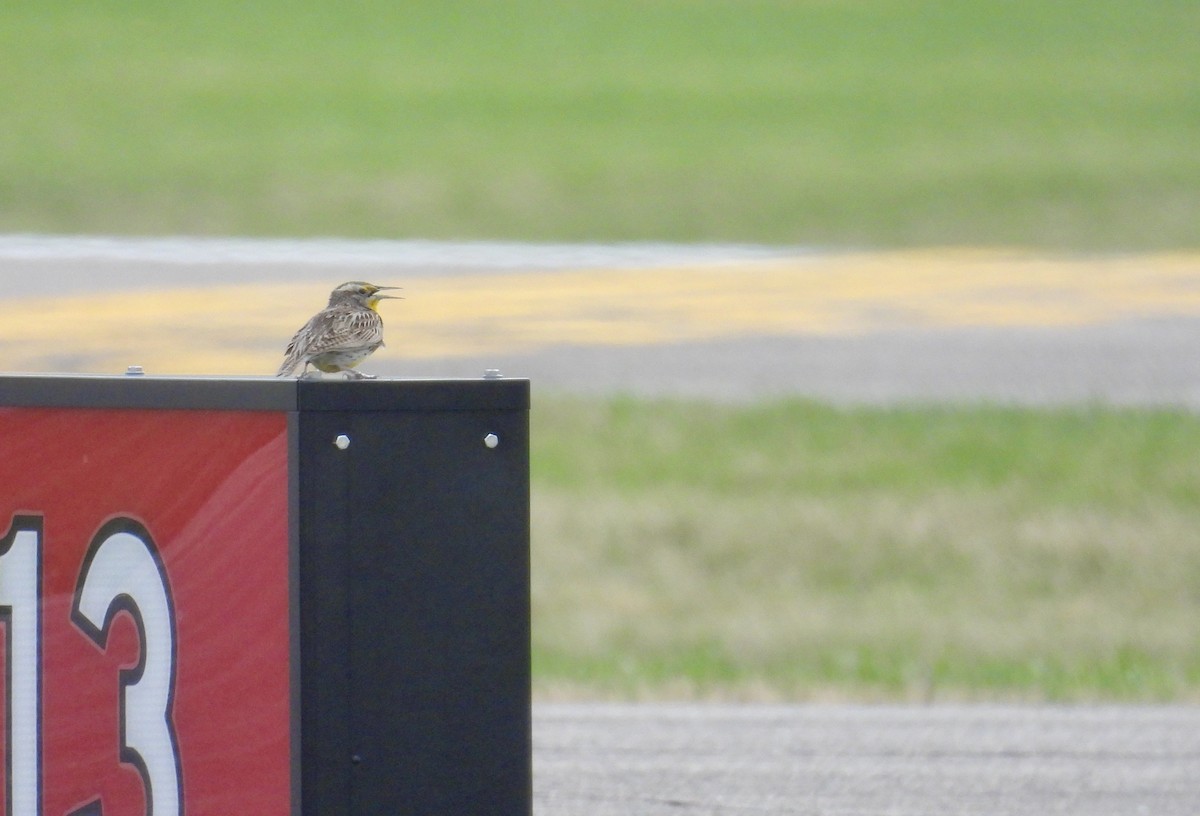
[276,281,401,379]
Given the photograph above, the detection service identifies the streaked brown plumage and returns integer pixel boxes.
[276,281,400,379]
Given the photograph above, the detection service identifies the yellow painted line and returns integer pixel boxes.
[1,249,1199,375]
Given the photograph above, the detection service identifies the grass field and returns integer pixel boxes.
[2,1,1198,248]
[531,396,1200,701]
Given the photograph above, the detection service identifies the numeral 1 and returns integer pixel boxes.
[0,517,41,816]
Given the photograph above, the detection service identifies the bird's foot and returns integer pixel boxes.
[344,369,377,380]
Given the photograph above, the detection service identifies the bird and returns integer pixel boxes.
[276,281,401,379]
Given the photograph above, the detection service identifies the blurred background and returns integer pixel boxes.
[2,0,1199,700]
[3,1,1197,246]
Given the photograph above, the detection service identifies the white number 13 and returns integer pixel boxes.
[1,517,182,816]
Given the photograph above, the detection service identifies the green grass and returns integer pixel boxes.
[2,1,1198,247]
[531,396,1200,700]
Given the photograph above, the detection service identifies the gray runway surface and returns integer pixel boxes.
[534,704,1200,815]
[7,235,1198,407]
[392,319,1200,407]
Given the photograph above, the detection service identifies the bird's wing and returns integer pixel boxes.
[276,308,385,375]
[305,309,385,354]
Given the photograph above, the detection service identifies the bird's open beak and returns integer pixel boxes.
[373,286,403,300]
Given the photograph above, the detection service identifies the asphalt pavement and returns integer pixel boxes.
[534,704,1200,816]
[4,236,1199,407]
[393,318,1200,406]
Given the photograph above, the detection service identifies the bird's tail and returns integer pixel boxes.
[276,353,302,377]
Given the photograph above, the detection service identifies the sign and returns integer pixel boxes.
[0,408,291,815]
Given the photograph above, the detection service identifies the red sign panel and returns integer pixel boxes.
[0,408,291,816]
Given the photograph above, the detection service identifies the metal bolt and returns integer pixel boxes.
[483,368,503,380]
[334,434,351,450]
[484,433,499,449]
[125,365,145,376]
